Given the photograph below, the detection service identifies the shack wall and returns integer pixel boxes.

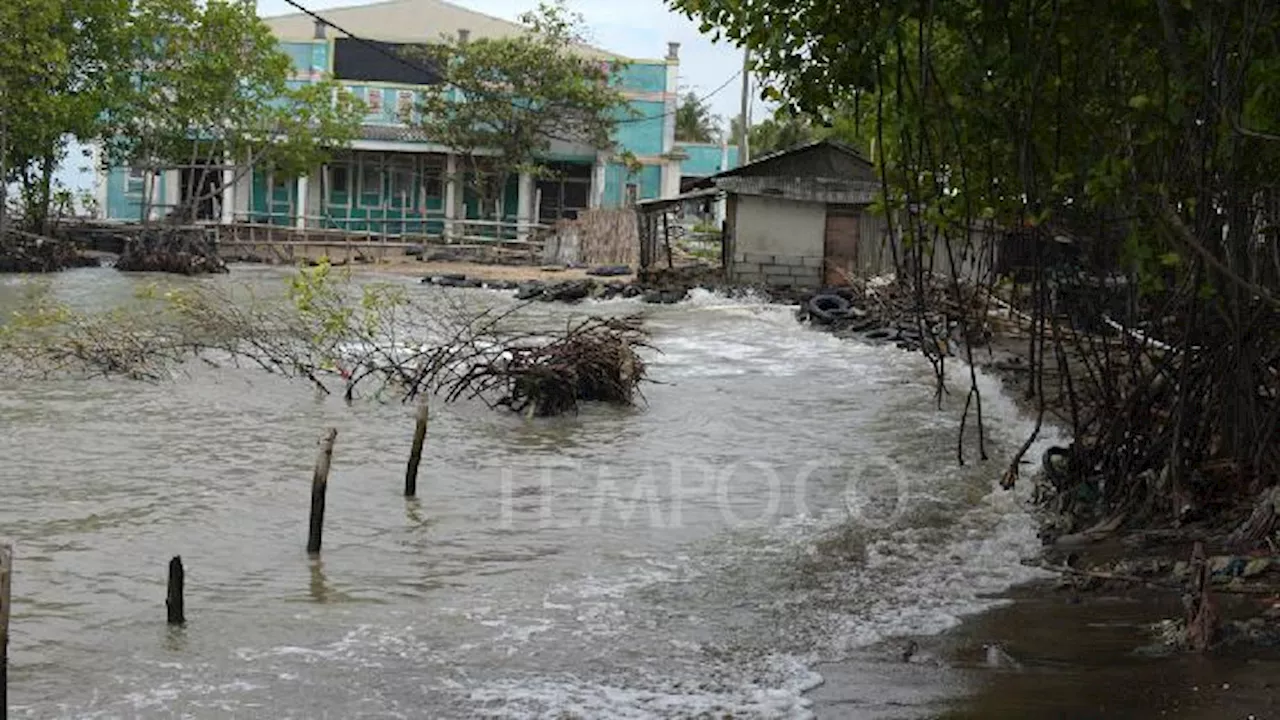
[729,194,825,286]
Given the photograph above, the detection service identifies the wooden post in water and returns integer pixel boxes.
[404,401,429,497]
[166,556,185,625]
[307,428,339,555]
[1,543,12,720]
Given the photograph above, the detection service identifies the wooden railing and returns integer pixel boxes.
[218,210,553,249]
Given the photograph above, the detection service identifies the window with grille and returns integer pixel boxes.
[397,90,414,121]
[126,167,146,194]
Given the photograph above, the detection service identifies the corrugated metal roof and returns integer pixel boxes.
[714,176,879,204]
[688,139,876,189]
[263,0,626,60]
[636,187,721,212]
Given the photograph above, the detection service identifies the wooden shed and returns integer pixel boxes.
[681,140,889,288]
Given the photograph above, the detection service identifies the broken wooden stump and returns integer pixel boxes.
[307,429,338,555]
[1,543,12,719]
[1184,541,1219,652]
[404,401,429,498]
[114,226,228,275]
[166,556,185,626]
[0,229,99,273]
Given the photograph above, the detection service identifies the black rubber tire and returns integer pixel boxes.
[1043,446,1072,488]
[807,293,852,324]
[586,264,632,277]
[864,328,894,341]
[515,283,545,301]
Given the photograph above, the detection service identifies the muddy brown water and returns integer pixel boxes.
[0,266,1271,718]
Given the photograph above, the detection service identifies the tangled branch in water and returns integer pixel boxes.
[0,262,653,416]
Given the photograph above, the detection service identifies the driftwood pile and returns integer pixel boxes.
[0,229,100,273]
[436,316,650,417]
[115,227,227,275]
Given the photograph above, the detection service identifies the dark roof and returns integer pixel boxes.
[688,139,875,189]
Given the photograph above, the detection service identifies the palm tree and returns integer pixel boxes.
[675,92,720,143]
[731,114,816,158]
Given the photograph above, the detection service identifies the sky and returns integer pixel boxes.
[55,0,764,195]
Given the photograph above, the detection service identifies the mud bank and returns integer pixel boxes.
[811,582,1280,719]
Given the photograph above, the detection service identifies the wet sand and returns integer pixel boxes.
[810,581,1280,718]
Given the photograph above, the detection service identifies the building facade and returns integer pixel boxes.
[95,0,740,238]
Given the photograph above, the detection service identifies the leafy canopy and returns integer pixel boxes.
[407,0,629,202]
[669,0,1280,285]
[676,91,720,143]
[102,0,364,186]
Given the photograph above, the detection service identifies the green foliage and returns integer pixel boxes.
[407,0,628,212]
[286,258,409,357]
[0,0,134,231]
[100,0,363,220]
[676,91,720,143]
[616,149,644,178]
[1,0,362,229]
[671,0,1280,292]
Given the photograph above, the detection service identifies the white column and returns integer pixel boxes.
[220,154,234,224]
[517,171,534,242]
[590,153,606,208]
[295,175,309,229]
[233,163,252,219]
[444,152,458,239]
[658,46,680,199]
[162,169,179,219]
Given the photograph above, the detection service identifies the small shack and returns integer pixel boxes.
[684,140,885,288]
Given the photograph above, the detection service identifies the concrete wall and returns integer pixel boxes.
[728,194,826,287]
[677,142,740,176]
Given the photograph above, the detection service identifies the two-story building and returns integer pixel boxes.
[94,0,739,239]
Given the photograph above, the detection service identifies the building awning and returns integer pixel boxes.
[635,186,722,212]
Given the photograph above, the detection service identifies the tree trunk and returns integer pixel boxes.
[0,117,8,238]
[36,150,55,235]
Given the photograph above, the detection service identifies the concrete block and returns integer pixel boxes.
[733,252,748,263]
[733,262,761,276]
[765,273,796,286]
[773,254,805,267]
[801,256,825,268]
[790,264,818,276]
[744,252,775,265]
[762,263,795,275]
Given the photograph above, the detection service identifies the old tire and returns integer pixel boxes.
[807,293,852,324]
[586,264,632,277]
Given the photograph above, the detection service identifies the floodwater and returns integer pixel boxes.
[0,266,1069,719]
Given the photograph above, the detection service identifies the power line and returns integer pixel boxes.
[277,0,738,127]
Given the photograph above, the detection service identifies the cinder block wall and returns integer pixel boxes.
[728,195,825,287]
[730,251,823,287]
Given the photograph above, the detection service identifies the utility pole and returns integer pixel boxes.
[738,46,751,165]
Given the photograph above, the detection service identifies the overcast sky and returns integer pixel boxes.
[256,0,767,129]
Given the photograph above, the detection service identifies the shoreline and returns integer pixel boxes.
[810,578,1280,719]
[339,260,1280,717]
[17,259,1279,715]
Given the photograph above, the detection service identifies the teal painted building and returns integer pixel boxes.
[98,0,741,237]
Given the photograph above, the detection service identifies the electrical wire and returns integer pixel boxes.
[277,0,738,126]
